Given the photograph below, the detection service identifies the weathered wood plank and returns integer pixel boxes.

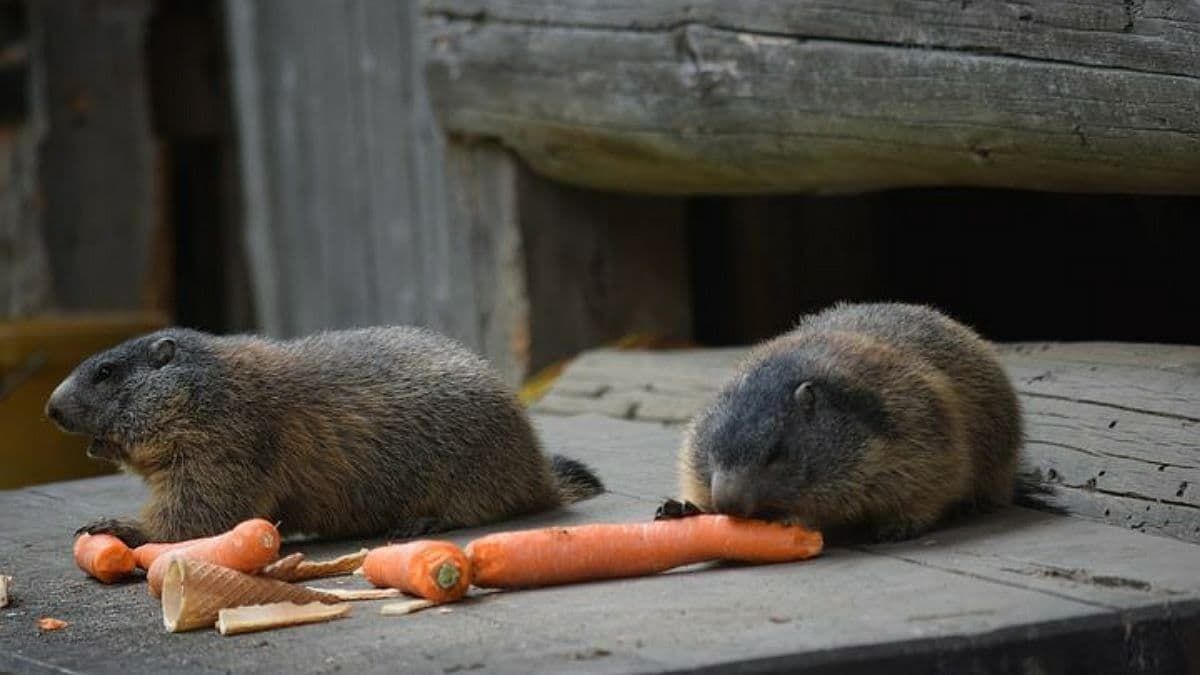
[2,414,1199,674]
[423,1,1200,194]
[531,343,1200,542]
[0,0,49,319]
[519,167,691,372]
[35,0,159,309]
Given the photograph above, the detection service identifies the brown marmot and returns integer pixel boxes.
[46,326,603,546]
[678,303,1022,541]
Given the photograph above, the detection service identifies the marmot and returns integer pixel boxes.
[46,326,603,547]
[679,303,1021,541]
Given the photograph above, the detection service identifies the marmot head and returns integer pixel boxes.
[45,328,216,467]
[689,344,890,521]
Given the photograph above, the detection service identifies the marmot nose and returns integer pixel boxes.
[711,471,756,518]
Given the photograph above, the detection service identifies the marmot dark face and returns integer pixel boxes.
[45,328,212,464]
[689,348,889,520]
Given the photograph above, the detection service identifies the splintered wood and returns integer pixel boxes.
[216,602,350,635]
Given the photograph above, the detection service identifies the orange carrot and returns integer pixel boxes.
[73,533,136,583]
[146,519,281,597]
[362,541,471,603]
[465,515,823,589]
[132,540,198,570]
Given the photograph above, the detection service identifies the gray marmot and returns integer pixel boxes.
[678,303,1021,541]
[46,326,603,546]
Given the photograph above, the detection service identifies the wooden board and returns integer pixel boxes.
[531,342,1200,543]
[34,0,159,310]
[1,414,1198,673]
[423,1,1200,195]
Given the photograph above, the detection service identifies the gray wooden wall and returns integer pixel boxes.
[223,1,690,381]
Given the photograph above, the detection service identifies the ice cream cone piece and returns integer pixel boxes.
[259,553,305,580]
[162,558,341,632]
[261,549,367,582]
[216,602,350,636]
[306,587,400,601]
[379,599,436,616]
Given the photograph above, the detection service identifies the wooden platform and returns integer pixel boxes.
[2,413,1199,674]
[533,342,1200,544]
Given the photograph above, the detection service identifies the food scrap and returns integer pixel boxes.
[216,602,350,636]
[37,617,68,631]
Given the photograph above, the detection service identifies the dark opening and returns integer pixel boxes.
[689,190,1200,346]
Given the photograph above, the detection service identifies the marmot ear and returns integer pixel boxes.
[794,381,816,417]
[150,337,176,367]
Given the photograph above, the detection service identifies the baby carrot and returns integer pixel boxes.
[146,519,281,597]
[362,541,471,603]
[73,533,136,583]
[465,515,823,589]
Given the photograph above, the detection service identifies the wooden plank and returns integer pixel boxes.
[531,342,1200,543]
[423,2,1200,194]
[1,414,1199,673]
[519,167,691,373]
[34,0,159,310]
[0,0,49,319]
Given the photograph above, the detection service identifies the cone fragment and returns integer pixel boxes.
[161,558,341,632]
[261,549,367,582]
[307,587,400,601]
[0,574,11,609]
[379,599,436,616]
[216,602,350,635]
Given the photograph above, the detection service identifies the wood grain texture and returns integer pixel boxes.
[0,0,49,319]
[531,342,1200,542]
[423,0,1200,194]
[35,0,158,309]
[224,1,537,381]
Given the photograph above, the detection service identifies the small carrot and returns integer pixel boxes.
[146,519,281,597]
[465,515,823,589]
[362,541,471,603]
[73,533,136,583]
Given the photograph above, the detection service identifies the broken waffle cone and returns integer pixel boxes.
[260,549,367,582]
[161,558,341,633]
[216,602,350,636]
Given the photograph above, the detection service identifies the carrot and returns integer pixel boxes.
[362,540,471,603]
[73,533,136,583]
[145,519,281,597]
[132,540,196,570]
[465,515,823,589]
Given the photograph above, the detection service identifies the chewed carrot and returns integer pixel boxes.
[73,533,136,583]
[362,541,471,603]
[465,515,823,589]
[146,519,281,597]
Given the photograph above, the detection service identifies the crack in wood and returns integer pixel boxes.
[1017,391,1200,424]
[424,8,1200,82]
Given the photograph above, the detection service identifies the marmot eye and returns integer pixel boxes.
[94,364,113,383]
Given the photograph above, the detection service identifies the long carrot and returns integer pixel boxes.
[465,515,823,589]
[146,519,281,597]
[73,533,136,583]
[133,540,197,570]
[362,541,471,603]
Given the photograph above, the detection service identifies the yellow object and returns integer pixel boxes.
[0,312,167,488]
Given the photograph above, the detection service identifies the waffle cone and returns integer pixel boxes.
[162,558,341,632]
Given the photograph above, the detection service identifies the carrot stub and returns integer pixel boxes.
[146,519,281,597]
[465,515,823,589]
[362,540,471,603]
[73,533,136,583]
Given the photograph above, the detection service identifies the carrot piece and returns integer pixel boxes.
[73,533,136,583]
[133,540,198,570]
[465,515,823,589]
[362,541,471,603]
[146,519,281,597]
